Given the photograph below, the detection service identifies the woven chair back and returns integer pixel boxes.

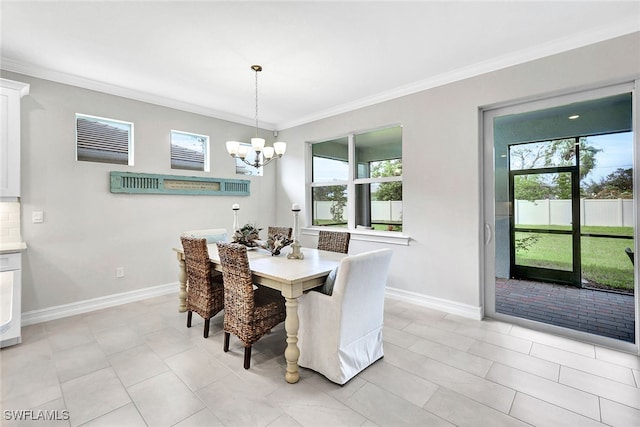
[216,242,256,324]
[317,230,351,254]
[180,236,224,320]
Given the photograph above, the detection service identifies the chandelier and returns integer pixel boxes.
[225,65,286,168]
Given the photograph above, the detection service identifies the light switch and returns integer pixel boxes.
[32,211,44,223]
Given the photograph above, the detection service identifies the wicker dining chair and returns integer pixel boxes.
[317,230,351,254]
[216,242,286,369]
[267,226,292,240]
[180,236,225,338]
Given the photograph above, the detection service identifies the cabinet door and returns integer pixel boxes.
[0,82,28,198]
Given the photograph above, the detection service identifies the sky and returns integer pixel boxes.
[585,132,634,182]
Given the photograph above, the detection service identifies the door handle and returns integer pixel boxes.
[485,223,492,244]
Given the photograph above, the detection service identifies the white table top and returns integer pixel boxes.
[205,244,347,285]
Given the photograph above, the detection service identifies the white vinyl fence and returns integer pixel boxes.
[313,201,402,223]
[515,198,634,227]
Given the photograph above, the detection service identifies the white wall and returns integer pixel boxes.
[275,33,640,313]
[1,71,278,312]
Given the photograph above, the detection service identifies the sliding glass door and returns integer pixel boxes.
[483,83,637,349]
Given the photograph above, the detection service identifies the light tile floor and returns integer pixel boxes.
[1,294,639,426]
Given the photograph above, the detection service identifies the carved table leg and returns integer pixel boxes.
[284,297,300,384]
[176,253,187,313]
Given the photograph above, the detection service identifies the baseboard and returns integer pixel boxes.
[21,282,482,326]
[385,286,483,320]
[21,282,178,326]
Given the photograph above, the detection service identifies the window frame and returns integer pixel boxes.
[76,113,134,165]
[170,129,210,172]
[306,125,408,244]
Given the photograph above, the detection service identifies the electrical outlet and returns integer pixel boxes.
[116,267,125,278]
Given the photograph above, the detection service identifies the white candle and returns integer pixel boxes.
[292,203,300,210]
[232,203,240,210]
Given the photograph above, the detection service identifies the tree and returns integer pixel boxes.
[370,159,402,201]
[314,185,347,223]
[510,137,601,200]
[514,175,554,200]
[551,138,600,198]
[584,168,633,199]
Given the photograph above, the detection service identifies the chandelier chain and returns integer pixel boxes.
[255,68,259,138]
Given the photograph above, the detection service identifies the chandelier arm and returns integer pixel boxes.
[234,153,281,169]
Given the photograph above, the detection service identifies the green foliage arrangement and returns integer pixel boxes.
[232,223,261,247]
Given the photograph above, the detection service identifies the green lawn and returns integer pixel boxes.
[516,226,635,290]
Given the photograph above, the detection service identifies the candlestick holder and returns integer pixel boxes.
[287,207,304,260]
[232,205,240,232]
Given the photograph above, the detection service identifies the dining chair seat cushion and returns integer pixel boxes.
[298,248,392,385]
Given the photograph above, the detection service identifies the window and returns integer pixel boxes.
[311,126,403,232]
[170,130,209,172]
[76,114,133,165]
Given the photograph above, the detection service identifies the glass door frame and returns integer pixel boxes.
[482,81,639,354]
[509,158,582,287]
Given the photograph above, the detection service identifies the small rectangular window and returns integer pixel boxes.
[171,130,209,172]
[76,114,133,165]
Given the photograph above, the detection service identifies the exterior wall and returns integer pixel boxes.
[275,32,640,310]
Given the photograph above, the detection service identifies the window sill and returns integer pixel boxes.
[301,227,411,246]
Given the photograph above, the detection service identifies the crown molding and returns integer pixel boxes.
[0,78,30,96]
[2,18,637,132]
[277,20,640,130]
[0,58,278,131]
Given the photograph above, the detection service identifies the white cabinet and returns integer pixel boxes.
[0,79,29,198]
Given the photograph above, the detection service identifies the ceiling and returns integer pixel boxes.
[1,1,638,130]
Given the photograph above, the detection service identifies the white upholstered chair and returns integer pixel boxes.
[297,248,393,385]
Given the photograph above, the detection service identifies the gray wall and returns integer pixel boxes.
[1,70,278,312]
[275,32,640,310]
[4,32,639,316]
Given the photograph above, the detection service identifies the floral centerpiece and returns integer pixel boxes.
[232,223,262,247]
[260,233,292,256]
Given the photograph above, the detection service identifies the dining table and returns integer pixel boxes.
[173,242,347,383]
